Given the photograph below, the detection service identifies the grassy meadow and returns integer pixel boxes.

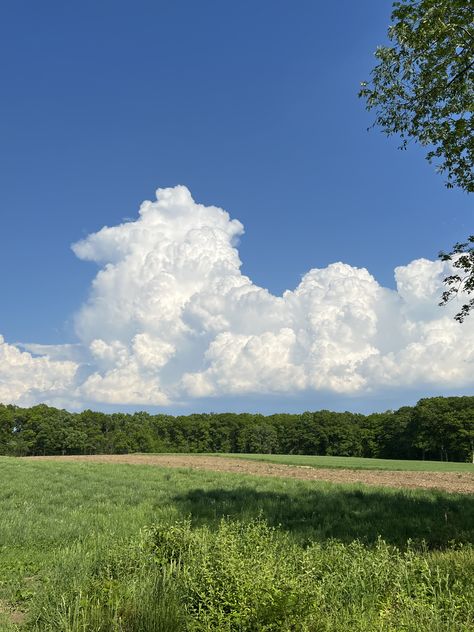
[212,453,474,472]
[0,456,473,630]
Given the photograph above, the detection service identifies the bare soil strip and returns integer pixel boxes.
[24,454,474,494]
[0,600,26,626]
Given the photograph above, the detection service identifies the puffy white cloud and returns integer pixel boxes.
[80,362,170,406]
[72,185,245,345]
[2,185,473,408]
[182,328,306,397]
[0,335,77,405]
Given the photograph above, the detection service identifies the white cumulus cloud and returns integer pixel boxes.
[1,185,473,409]
[0,335,77,405]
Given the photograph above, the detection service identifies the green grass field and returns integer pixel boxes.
[212,453,474,472]
[0,456,473,631]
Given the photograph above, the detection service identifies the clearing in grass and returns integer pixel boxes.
[26,453,474,494]
[214,452,474,472]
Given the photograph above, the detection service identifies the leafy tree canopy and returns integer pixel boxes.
[360,0,474,320]
[360,0,474,192]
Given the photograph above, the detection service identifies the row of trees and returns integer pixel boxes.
[0,396,473,462]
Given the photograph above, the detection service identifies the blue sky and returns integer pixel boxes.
[1,1,473,414]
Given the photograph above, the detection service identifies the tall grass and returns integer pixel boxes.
[0,457,473,630]
[26,520,474,631]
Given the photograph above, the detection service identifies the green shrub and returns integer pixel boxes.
[148,518,316,631]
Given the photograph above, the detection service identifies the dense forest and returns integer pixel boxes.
[1,396,473,462]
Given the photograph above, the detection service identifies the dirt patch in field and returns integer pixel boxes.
[24,454,474,494]
[0,599,26,627]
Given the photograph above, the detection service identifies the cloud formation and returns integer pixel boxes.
[0,336,77,406]
[2,186,473,408]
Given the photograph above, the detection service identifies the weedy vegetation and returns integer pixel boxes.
[0,457,473,630]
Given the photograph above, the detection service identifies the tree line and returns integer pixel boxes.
[0,396,473,462]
